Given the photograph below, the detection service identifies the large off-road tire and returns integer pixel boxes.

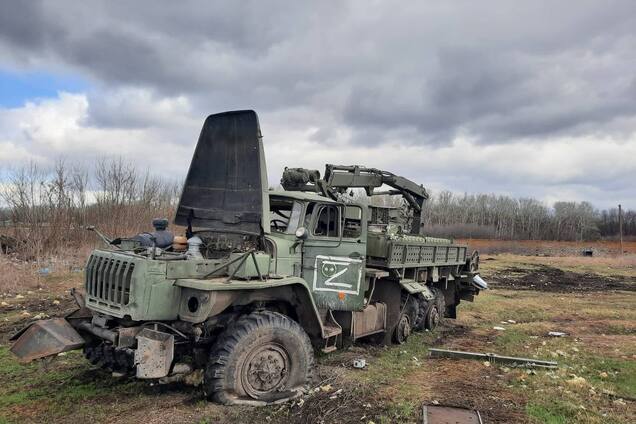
[204,311,314,405]
[393,293,418,344]
[425,287,445,331]
[414,294,429,330]
[83,342,134,374]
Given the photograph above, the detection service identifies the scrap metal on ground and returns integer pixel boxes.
[422,405,483,424]
[428,348,558,368]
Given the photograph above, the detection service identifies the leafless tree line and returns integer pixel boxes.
[368,189,632,241]
[420,191,632,241]
[1,161,633,260]
[597,208,636,239]
[0,158,181,259]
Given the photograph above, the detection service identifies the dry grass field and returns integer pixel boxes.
[457,239,636,256]
[0,242,634,423]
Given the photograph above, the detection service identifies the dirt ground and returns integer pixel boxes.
[489,264,636,292]
[457,239,636,256]
[1,252,635,423]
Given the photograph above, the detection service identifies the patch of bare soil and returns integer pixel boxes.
[0,295,77,343]
[490,265,636,292]
[372,323,528,424]
[270,367,388,424]
[422,359,530,424]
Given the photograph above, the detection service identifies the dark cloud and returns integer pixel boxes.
[0,1,55,50]
[1,0,636,147]
[344,40,636,145]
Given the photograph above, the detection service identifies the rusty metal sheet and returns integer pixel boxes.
[351,302,386,340]
[118,326,141,348]
[10,318,85,363]
[422,405,483,424]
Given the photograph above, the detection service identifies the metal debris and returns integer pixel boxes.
[422,405,483,424]
[428,348,558,369]
[353,358,366,369]
[10,318,85,362]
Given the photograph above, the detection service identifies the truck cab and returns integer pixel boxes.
[267,192,367,311]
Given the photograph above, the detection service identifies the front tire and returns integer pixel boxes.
[204,311,314,405]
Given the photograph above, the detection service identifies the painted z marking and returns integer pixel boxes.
[324,265,350,287]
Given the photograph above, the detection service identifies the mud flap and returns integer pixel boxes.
[10,318,86,363]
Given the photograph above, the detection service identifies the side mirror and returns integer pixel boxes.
[295,227,308,240]
[290,227,308,254]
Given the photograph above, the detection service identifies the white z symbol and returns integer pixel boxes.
[324,264,351,288]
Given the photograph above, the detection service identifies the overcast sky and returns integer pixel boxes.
[0,0,635,209]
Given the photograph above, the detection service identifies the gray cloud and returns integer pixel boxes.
[0,0,635,208]
[2,1,635,144]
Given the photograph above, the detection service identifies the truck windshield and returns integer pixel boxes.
[270,198,303,234]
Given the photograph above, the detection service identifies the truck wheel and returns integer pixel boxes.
[414,295,428,330]
[425,288,445,331]
[424,303,441,330]
[393,293,418,344]
[204,311,314,405]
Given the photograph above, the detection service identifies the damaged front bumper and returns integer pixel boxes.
[10,290,184,381]
[10,317,86,362]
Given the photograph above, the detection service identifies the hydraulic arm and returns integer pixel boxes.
[281,164,429,234]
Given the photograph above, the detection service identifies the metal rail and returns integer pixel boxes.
[428,348,558,368]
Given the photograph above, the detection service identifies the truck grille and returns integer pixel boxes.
[85,254,135,307]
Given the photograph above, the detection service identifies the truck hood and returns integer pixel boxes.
[175,110,269,235]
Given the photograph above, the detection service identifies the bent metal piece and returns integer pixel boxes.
[428,348,558,369]
[472,274,488,290]
[10,318,85,363]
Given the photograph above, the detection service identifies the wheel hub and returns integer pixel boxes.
[429,306,440,329]
[243,344,289,397]
[395,314,411,344]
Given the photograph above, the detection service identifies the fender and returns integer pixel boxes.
[398,279,434,300]
[174,276,327,339]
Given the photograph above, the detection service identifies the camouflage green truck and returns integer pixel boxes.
[10,110,487,405]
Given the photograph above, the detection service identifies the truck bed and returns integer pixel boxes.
[365,232,468,269]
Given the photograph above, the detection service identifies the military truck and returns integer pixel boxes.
[11,110,487,405]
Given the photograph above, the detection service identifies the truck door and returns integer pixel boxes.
[301,203,367,310]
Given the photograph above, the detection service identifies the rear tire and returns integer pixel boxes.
[204,311,314,405]
[414,294,429,330]
[425,287,445,330]
[393,293,418,344]
[424,302,441,330]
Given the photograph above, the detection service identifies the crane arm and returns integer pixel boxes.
[281,164,429,234]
